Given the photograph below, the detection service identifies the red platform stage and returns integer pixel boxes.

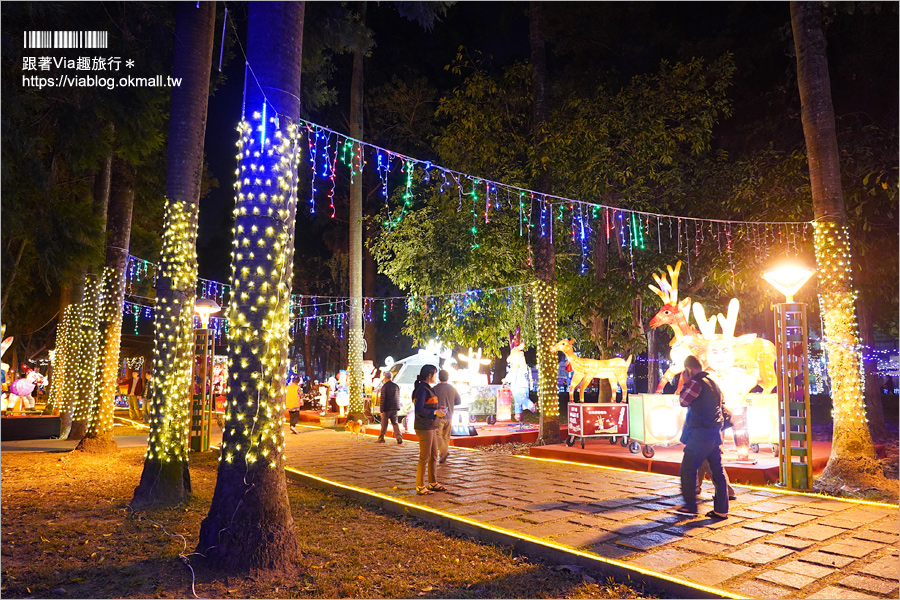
[529,440,887,485]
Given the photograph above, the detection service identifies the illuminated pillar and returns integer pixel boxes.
[532,279,560,441]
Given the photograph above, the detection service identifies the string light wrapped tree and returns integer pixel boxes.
[131,1,217,507]
[77,158,135,453]
[791,1,894,496]
[529,1,562,445]
[196,1,303,571]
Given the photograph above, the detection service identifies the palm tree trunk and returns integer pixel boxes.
[347,1,367,418]
[0,239,27,322]
[197,1,304,572]
[530,1,561,444]
[131,1,216,507]
[791,1,888,494]
[77,157,134,453]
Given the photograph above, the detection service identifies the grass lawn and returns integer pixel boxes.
[1,446,661,599]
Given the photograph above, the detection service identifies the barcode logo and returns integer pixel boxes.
[24,31,108,49]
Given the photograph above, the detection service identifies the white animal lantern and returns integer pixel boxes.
[693,299,758,408]
[502,328,532,415]
[693,298,757,459]
[458,347,491,386]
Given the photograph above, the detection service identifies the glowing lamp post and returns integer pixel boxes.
[764,262,814,490]
[190,298,220,452]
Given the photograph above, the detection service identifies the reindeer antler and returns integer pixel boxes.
[716,298,740,340]
[648,261,683,304]
[692,303,718,340]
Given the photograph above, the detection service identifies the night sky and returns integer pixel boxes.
[195,1,898,286]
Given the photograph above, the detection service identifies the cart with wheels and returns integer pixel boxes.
[625,394,686,458]
[565,403,628,449]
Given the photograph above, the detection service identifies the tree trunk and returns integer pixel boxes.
[857,298,887,442]
[791,1,889,494]
[132,1,216,507]
[302,331,312,382]
[529,1,561,445]
[66,155,112,441]
[76,157,134,453]
[347,1,366,418]
[197,1,303,572]
[0,239,27,322]
[363,220,378,362]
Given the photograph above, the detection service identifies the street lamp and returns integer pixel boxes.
[762,263,814,303]
[190,298,220,452]
[764,261,814,490]
[194,298,221,329]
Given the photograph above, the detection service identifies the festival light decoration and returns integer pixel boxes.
[812,221,869,432]
[532,280,559,422]
[143,197,200,465]
[219,109,300,469]
[85,266,122,441]
[69,273,103,436]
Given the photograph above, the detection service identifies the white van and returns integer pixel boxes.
[374,352,440,429]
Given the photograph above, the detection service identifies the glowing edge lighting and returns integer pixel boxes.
[279,466,743,599]
[114,416,150,431]
[214,441,735,595]
[512,454,898,509]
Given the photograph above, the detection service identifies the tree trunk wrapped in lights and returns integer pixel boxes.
[532,279,561,442]
[66,274,103,441]
[46,307,72,417]
[131,1,216,508]
[78,158,135,453]
[347,6,366,418]
[196,1,303,572]
[791,1,893,495]
[529,1,561,445]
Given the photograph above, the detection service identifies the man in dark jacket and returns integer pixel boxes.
[376,372,403,444]
[432,369,461,463]
[674,355,729,519]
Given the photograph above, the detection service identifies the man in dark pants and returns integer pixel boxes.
[376,372,403,444]
[674,355,729,519]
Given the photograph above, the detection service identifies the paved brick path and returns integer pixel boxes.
[284,427,899,599]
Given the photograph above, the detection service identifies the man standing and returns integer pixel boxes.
[674,355,729,519]
[376,372,403,444]
[432,369,461,463]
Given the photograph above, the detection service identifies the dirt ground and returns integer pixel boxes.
[0,447,659,599]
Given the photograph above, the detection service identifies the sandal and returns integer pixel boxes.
[427,483,447,492]
[416,486,435,495]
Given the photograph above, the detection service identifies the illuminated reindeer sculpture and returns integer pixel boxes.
[552,338,632,403]
[694,299,758,459]
[648,262,777,394]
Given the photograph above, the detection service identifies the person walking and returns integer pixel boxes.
[674,354,729,519]
[376,372,403,444]
[123,368,144,421]
[432,369,461,463]
[286,376,301,434]
[412,364,446,495]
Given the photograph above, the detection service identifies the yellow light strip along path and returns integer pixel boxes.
[283,465,745,600]
[513,454,899,509]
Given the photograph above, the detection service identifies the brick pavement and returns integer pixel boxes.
[283,428,899,599]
